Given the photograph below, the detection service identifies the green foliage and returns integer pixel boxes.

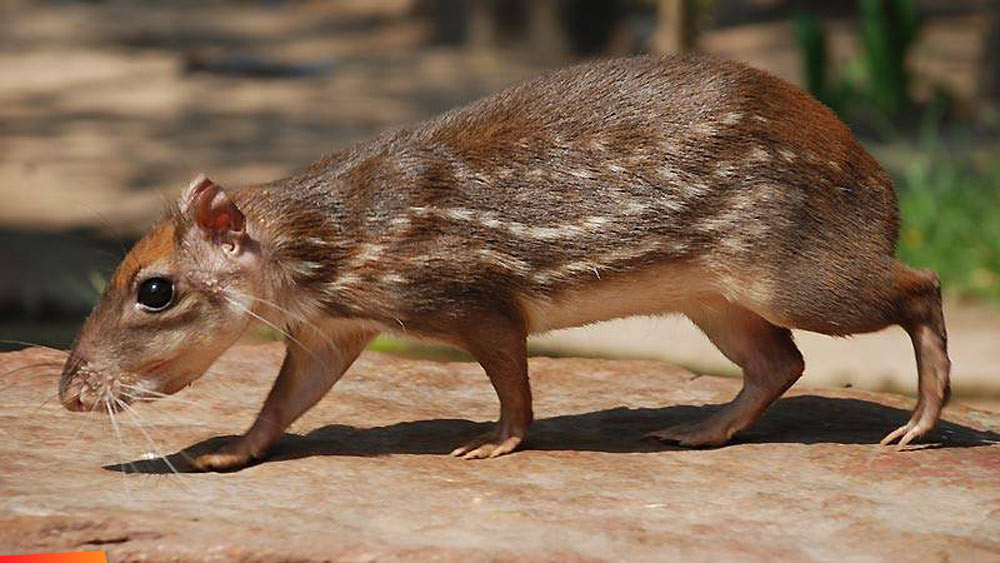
[857,0,920,114]
[795,12,833,108]
[895,151,1000,303]
[795,0,922,119]
[792,2,998,303]
[368,335,473,361]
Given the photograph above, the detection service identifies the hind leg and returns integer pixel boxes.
[765,260,950,447]
[879,267,951,446]
[646,299,805,447]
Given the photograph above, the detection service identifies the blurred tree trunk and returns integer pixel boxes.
[414,0,469,45]
[442,0,624,57]
[466,0,567,56]
[982,10,1000,102]
[527,0,569,57]
[466,0,501,49]
[653,0,698,53]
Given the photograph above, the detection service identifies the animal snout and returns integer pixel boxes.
[60,385,89,412]
[59,351,96,412]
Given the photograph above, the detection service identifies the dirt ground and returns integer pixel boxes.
[1,1,997,409]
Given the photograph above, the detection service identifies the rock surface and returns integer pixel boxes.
[1,343,998,561]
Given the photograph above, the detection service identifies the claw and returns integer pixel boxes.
[879,424,910,446]
[450,429,524,460]
[880,418,933,448]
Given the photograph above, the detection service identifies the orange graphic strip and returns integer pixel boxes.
[0,552,107,563]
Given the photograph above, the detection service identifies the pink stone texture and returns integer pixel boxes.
[1,344,998,561]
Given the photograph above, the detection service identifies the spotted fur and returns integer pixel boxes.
[61,55,950,466]
[235,55,897,334]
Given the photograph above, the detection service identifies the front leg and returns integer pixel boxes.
[194,320,376,471]
[449,312,533,460]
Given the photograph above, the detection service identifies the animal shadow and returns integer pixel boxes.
[106,395,1000,474]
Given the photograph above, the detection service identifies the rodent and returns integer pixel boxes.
[58,55,951,471]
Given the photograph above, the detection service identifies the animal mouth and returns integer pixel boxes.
[59,356,196,413]
[61,387,90,412]
[60,378,128,413]
[61,363,155,413]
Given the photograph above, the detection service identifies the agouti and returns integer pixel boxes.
[59,55,951,471]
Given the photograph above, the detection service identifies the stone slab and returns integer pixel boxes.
[1,344,998,561]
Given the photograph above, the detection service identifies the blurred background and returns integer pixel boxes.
[1,0,997,410]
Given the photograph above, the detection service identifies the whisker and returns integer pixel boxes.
[115,397,187,482]
[244,295,349,360]
[0,359,64,374]
[72,199,129,259]
[224,296,297,342]
[118,385,204,408]
[52,231,123,264]
[105,396,135,496]
[154,187,175,216]
[0,340,68,353]
[0,363,64,395]
[119,396,203,418]
[67,406,100,445]
[1,389,60,448]
[222,296,330,372]
[26,392,60,416]
[115,393,207,431]
[112,397,172,460]
[243,295,311,329]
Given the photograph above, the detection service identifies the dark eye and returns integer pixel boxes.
[137,277,174,311]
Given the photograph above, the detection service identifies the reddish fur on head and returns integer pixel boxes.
[59,174,264,412]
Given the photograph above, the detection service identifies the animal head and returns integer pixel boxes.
[60,175,263,412]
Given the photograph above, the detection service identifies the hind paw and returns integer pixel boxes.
[880,419,934,448]
[880,402,941,448]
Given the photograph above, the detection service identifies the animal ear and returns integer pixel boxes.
[180,174,245,238]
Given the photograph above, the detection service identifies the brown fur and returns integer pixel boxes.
[60,55,950,469]
[110,222,176,291]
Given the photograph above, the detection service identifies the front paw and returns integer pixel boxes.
[192,441,257,472]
